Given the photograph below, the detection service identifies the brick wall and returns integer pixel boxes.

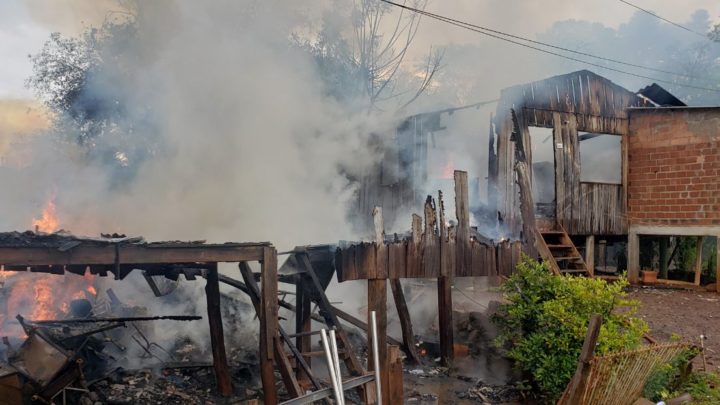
[627,108,720,226]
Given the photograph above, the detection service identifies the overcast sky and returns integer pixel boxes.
[1,0,718,99]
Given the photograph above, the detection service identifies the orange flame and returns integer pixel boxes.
[441,159,454,179]
[32,196,59,233]
[0,195,99,336]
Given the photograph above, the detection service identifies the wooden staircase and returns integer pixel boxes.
[536,222,591,277]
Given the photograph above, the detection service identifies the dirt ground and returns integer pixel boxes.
[629,286,720,370]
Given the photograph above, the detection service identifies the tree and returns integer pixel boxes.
[305,0,443,110]
[27,13,162,182]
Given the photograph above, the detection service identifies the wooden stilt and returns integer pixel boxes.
[260,249,280,405]
[694,237,705,286]
[387,345,404,404]
[205,263,233,397]
[295,275,312,383]
[368,279,388,405]
[374,206,421,364]
[659,237,669,280]
[585,235,595,276]
[628,232,640,284]
[390,279,421,364]
[240,263,300,401]
[437,275,453,366]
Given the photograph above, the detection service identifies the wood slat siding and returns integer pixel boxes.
[337,170,523,281]
[335,239,521,281]
[489,70,648,236]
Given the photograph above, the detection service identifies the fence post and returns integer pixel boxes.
[565,314,603,405]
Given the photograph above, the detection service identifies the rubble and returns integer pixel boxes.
[457,381,523,403]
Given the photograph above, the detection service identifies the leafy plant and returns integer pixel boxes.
[493,256,648,402]
[643,347,699,401]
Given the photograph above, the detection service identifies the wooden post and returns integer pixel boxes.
[367,279,387,405]
[205,263,233,397]
[295,274,312,383]
[390,279,421,364]
[694,236,705,286]
[585,235,595,276]
[514,160,538,258]
[377,203,421,365]
[659,237,669,280]
[628,232,640,284]
[565,314,602,405]
[260,248,279,405]
[387,345,404,405]
[240,263,302,400]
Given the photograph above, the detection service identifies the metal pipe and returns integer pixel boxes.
[320,329,342,404]
[329,329,344,405]
[371,311,382,405]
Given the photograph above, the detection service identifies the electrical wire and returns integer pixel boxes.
[618,0,708,38]
[389,0,693,78]
[379,0,720,93]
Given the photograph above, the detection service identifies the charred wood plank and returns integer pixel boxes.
[240,262,300,401]
[205,264,233,397]
[390,279,421,364]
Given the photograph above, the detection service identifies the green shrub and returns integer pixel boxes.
[493,256,648,402]
[677,372,720,404]
[643,347,699,401]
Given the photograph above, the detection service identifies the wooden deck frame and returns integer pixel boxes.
[0,241,279,401]
[336,171,523,386]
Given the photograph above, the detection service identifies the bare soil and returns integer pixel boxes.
[629,286,720,370]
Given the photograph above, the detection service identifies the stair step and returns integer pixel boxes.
[547,244,574,249]
[541,231,565,235]
[560,269,590,273]
[553,256,582,261]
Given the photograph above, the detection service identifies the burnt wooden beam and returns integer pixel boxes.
[205,263,233,397]
[367,278,388,405]
[437,276,453,366]
[330,305,403,347]
[390,279,421,364]
[0,244,266,266]
[260,248,281,405]
[295,272,312,384]
[240,262,303,400]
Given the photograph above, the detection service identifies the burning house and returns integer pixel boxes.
[357,69,719,286]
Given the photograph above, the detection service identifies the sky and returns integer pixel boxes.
[0,0,718,99]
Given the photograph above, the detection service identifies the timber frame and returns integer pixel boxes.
[0,235,279,401]
[490,70,652,237]
[336,170,522,401]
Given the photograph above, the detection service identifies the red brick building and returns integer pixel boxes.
[626,107,720,284]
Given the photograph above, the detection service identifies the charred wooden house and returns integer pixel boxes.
[359,69,720,288]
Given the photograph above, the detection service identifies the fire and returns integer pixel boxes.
[0,195,99,336]
[32,195,60,233]
[441,159,454,179]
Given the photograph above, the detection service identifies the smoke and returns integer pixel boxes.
[3,1,396,249]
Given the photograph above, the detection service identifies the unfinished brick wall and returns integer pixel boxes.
[627,108,720,226]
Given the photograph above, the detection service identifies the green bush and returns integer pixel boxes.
[493,256,648,402]
[643,347,699,401]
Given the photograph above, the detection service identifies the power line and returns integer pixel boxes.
[388,1,694,79]
[618,0,708,38]
[380,0,720,93]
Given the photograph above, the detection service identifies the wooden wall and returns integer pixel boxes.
[490,70,650,236]
[335,239,521,281]
[339,170,522,282]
